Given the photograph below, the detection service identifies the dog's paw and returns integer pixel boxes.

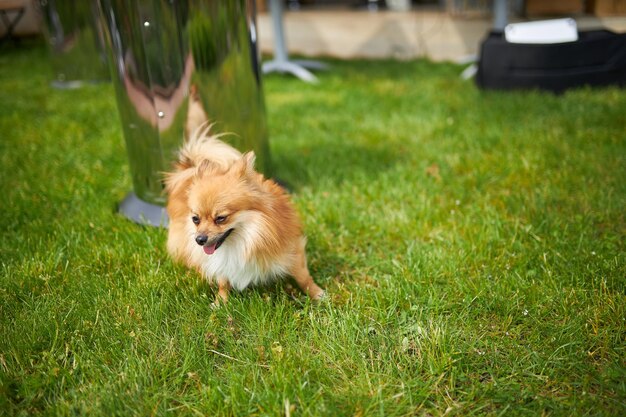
[212,292,228,309]
[312,290,329,303]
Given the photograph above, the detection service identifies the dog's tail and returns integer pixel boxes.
[176,122,241,171]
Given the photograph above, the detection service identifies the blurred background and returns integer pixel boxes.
[3,0,626,63]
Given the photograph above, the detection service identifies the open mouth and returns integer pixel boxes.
[203,228,234,255]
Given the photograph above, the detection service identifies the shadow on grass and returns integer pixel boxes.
[272,136,406,190]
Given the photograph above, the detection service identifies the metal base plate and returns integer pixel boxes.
[118,192,169,228]
[262,59,328,83]
[50,80,108,90]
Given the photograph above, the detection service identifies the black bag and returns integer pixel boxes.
[476,29,626,93]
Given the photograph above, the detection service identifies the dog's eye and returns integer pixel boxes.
[191,215,200,225]
[214,215,228,225]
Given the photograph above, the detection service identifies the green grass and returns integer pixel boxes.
[1,41,625,416]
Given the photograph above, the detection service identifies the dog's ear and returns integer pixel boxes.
[234,151,256,178]
[243,151,256,171]
[196,159,220,178]
[164,168,195,197]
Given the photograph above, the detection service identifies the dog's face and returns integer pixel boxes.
[187,153,259,255]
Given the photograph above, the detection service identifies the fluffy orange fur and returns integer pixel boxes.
[165,127,324,303]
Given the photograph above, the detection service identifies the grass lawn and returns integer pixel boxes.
[1,41,625,416]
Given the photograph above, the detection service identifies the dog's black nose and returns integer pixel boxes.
[195,235,208,246]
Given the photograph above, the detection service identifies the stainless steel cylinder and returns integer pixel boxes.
[96,0,270,224]
[38,0,109,87]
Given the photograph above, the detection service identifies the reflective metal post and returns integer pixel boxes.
[97,0,270,226]
[38,0,109,88]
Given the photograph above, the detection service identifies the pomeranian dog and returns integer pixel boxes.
[165,125,325,303]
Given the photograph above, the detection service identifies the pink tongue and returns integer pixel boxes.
[203,244,217,255]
